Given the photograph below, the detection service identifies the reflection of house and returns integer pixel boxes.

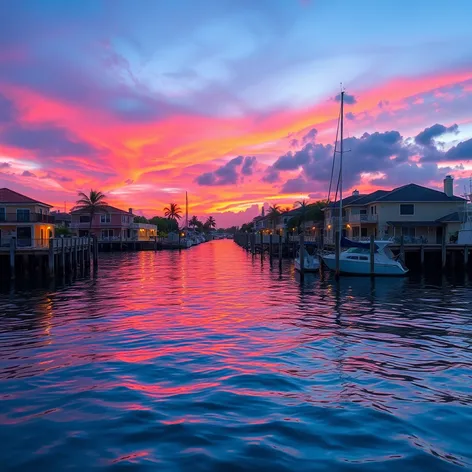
[0,188,54,248]
[71,205,157,241]
[324,176,465,244]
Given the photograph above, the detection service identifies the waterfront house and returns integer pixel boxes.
[131,222,158,241]
[71,205,134,240]
[324,176,465,244]
[0,188,55,248]
[71,205,157,241]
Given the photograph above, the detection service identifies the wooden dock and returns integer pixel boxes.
[0,237,93,280]
[233,232,471,272]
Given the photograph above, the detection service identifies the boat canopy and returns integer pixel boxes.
[340,237,378,251]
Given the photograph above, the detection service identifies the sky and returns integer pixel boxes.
[1,0,472,227]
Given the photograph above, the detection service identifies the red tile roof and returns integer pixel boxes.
[0,188,53,206]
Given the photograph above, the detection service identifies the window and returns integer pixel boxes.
[400,204,414,215]
[16,209,30,222]
[0,208,5,222]
[347,255,359,260]
[361,228,368,237]
[80,215,90,223]
[401,226,415,237]
[360,209,367,215]
[122,215,129,224]
[359,256,369,261]
[101,229,113,239]
[100,213,111,223]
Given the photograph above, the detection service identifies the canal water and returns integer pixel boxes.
[0,240,471,471]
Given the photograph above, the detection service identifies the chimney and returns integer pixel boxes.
[129,208,133,214]
[443,175,453,197]
[352,189,360,196]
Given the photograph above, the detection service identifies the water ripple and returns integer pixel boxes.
[0,241,471,471]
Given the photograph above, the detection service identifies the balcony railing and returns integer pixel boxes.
[0,212,55,223]
[347,214,378,223]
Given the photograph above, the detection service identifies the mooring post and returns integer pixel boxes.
[299,233,305,278]
[278,231,283,271]
[251,232,255,255]
[335,231,340,279]
[67,239,72,270]
[370,234,375,276]
[400,235,405,264]
[93,236,98,271]
[464,245,469,266]
[48,238,55,278]
[81,238,85,269]
[441,230,447,270]
[245,232,249,251]
[61,237,65,276]
[269,233,273,261]
[260,231,264,260]
[292,233,296,259]
[9,237,16,280]
[420,244,425,270]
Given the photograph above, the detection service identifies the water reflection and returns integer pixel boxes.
[0,241,471,471]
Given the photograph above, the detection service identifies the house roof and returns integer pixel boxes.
[386,220,444,227]
[436,211,464,223]
[347,190,389,205]
[0,188,53,207]
[330,183,465,208]
[374,183,465,203]
[71,204,133,215]
[328,194,367,208]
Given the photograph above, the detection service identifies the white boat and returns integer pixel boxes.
[322,241,408,276]
[295,248,320,272]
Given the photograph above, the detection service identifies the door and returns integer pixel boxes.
[40,228,44,246]
[17,226,32,247]
[436,226,443,244]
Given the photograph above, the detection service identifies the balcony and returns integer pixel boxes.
[0,212,55,224]
[347,214,378,223]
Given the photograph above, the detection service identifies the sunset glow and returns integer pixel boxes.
[1,1,472,226]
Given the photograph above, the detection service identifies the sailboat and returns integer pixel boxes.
[321,90,408,276]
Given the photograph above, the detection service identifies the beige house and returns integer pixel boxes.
[0,188,55,248]
[324,176,465,244]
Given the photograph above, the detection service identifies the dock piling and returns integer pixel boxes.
[299,233,305,278]
[260,231,264,260]
[464,246,469,266]
[269,233,273,262]
[420,244,425,269]
[370,234,375,276]
[400,235,405,264]
[9,237,16,280]
[335,231,340,278]
[441,230,447,269]
[48,238,55,277]
[278,231,283,271]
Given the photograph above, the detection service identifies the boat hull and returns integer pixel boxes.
[295,257,320,272]
[322,255,408,276]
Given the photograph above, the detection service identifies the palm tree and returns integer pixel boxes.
[73,190,108,235]
[206,216,216,229]
[190,215,199,230]
[295,199,309,234]
[164,203,182,223]
[268,204,280,232]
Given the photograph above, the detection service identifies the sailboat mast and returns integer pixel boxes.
[338,90,344,244]
[186,191,189,230]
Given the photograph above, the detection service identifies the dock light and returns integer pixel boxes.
[328,224,331,229]
[346,224,351,229]
[181,232,185,237]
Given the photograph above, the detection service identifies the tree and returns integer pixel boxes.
[268,204,280,232]
[134,216,148,224]
[305,200,328,223]
[189,215,200,230]
[204,216,216,232]
[73,190,108,235]
[295,199,309,233]
[163,203,182,223]
[240,222,254,232]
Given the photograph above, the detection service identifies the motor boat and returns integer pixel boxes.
[322,238,408,276]
[295,248,320,272]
